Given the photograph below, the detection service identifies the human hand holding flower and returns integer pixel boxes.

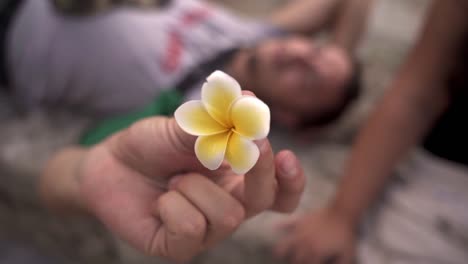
[41,71,305,262]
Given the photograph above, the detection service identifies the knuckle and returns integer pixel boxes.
[174,173,200,191]
[175,176,192,191]
[110,117,166,166]
[126,117,160,142]
[156,193,171,212]
[220,205,245,231]
[179,216,206,238]
[165,118,194,155]
[219,216,240,232]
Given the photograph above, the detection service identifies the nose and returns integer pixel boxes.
[282,43,318,69]
[282,50,313,70]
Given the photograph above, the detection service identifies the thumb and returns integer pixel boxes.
[106,116,198,178]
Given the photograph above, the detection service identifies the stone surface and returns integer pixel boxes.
[0,0,431,263]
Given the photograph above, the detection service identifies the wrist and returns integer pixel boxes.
[40,147,90,214]
[327,197,362,228]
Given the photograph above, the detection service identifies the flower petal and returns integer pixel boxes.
[230,96,270,140]
[225,133,260,174]
[195,131,232,170]
[175,100,228,136]
[201,70,242,127]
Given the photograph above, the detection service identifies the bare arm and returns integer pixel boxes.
[269,0,373,54]
[331,0,374,54]
[331,0,468,226]
[268,0,341,35]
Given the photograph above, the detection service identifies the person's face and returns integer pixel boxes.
[246,36,352,128]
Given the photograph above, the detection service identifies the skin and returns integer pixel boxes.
[38,0,372,261]
[40,116,306,262]
[228,37,352,129]
[274,0,468,263]
[226,0,374,129]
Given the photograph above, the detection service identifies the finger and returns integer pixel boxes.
[242,90,256,96]
[243,139,277,217]
[108,117,225,181]
[271,150,306,213]
[108,117,194,176]
[170,173,246,247]
[154,191,207,262]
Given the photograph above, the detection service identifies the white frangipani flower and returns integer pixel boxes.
[174,70,270,174]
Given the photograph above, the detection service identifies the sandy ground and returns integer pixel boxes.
[0,0,431,263]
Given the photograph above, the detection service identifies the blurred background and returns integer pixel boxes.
[0,0,431,263]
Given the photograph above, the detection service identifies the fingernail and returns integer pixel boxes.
[280,154,298,178]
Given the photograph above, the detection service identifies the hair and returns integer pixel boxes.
[51,0,171,15]
[296,62,362,129]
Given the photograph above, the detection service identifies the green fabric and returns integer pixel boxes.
[79,89,184,146]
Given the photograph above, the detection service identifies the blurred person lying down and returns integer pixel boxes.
[2,0,372,143]
[0,0,373,261]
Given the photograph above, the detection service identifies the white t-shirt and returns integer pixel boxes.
[8,0,275,116]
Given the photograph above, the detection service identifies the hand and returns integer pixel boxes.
[274,207,356,264]
[77,117,305,262]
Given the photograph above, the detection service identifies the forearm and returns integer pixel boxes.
[331,0,374,54]
[39,147,90,214]
[331,82,448,225]
[329,0,468,225]
[269,0,341,35]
